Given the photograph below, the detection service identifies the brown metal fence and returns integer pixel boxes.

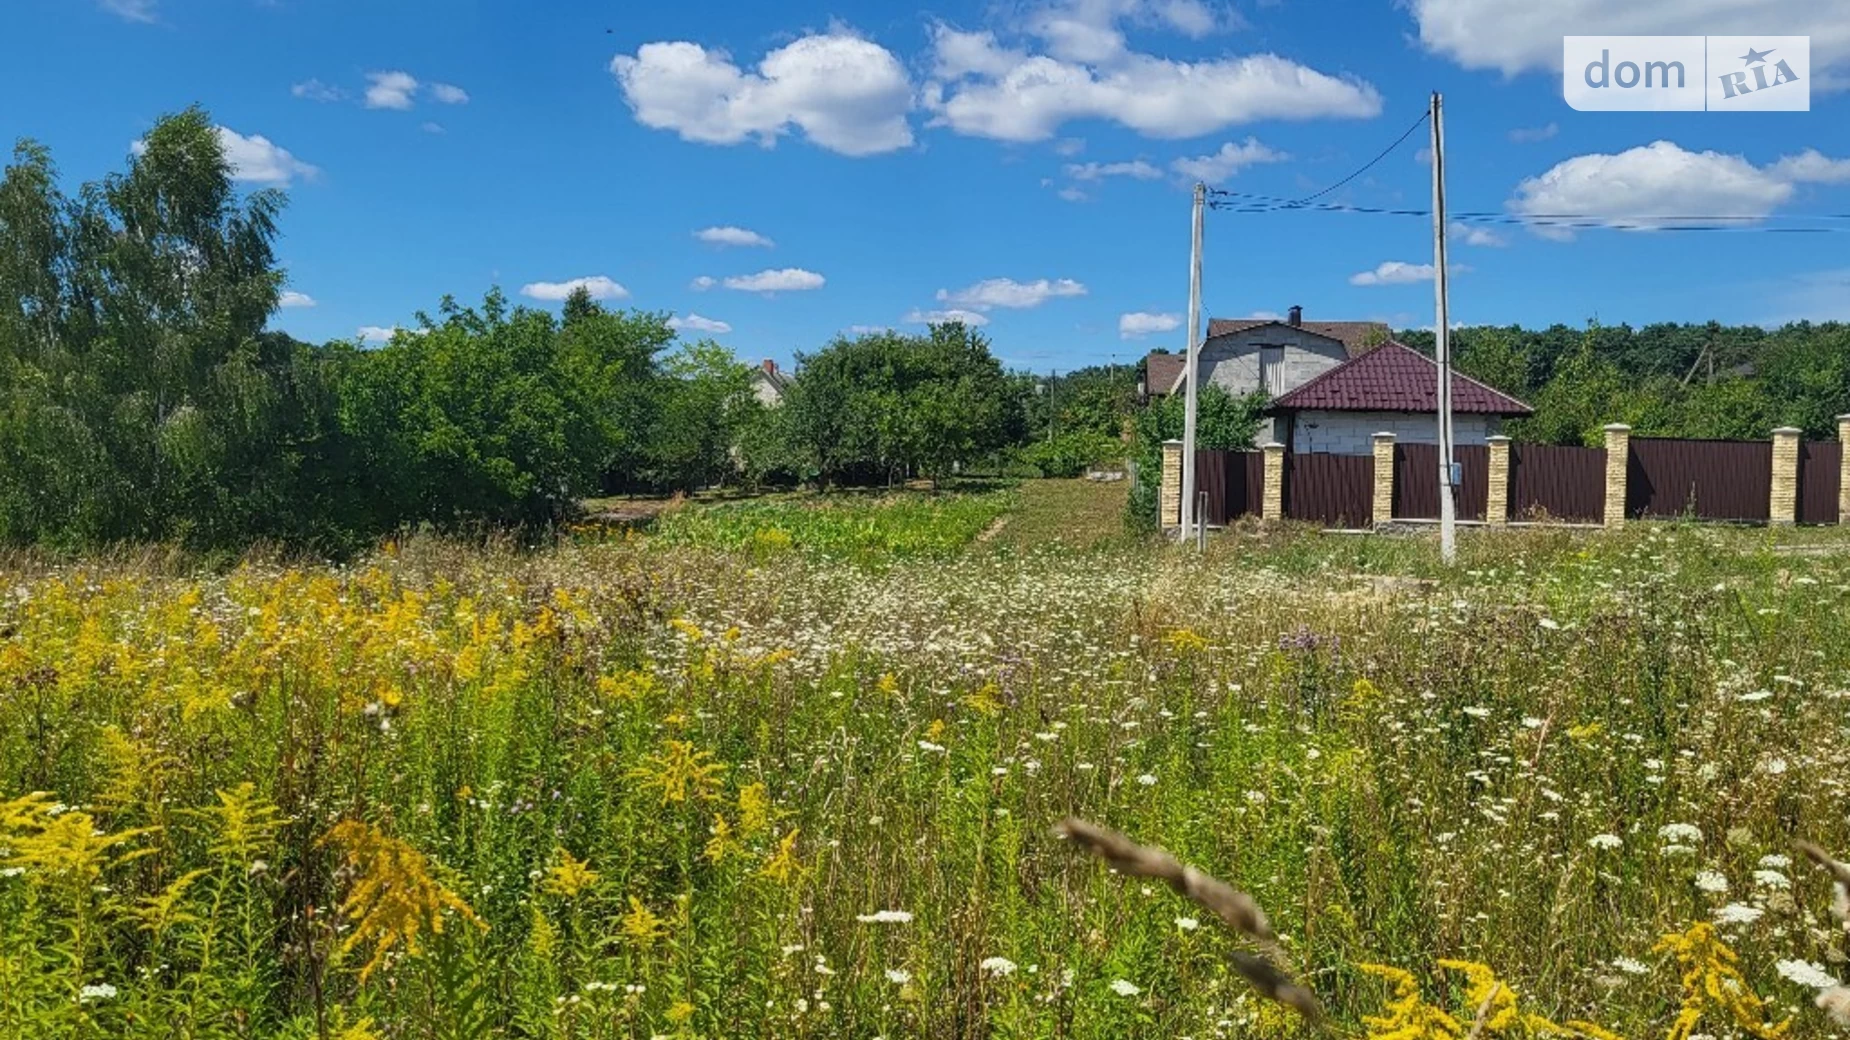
[1800,441,1842,525]
[1285,452,1373,528]
[1508,443,1605,522]
[1627,438,1770,522]
[1392,443,1489,521]
[1194,450,1265,525]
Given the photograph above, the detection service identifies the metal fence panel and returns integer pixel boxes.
[1195,450,1264,525]
[1393,443,1489,521]
[1508,443,1605,522]
[1627,438,1770,522]
[1800,441,1842,525]
[1286,452,1373,528]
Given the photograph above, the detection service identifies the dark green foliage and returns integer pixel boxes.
[1126,385,1266,531]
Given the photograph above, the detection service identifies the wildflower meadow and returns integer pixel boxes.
[2,484,1849,1039]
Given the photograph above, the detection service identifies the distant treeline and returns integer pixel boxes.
[0,108,1135,553]
[1394,320,1850,445]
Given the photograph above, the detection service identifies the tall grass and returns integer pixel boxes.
[0,517,1847,1038]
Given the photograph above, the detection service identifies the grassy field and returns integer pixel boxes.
[2,482,1849,1039]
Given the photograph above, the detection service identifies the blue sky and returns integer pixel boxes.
[5,0,1849,372]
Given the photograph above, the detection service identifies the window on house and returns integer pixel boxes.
[1258,346,1286,396]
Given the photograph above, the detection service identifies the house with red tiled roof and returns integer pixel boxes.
[1140,305,1530,452]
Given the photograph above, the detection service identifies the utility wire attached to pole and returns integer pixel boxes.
[1429,91,1457,565]
[1178,181,1206,547]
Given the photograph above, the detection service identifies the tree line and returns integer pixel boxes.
[0,108,1134,553]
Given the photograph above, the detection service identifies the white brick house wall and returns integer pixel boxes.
[1289,411,1502,455]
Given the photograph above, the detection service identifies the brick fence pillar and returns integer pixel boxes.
[1485,435,1511,526]
[1159,439,1182,529]
[1770,426,1801,525]
[1602,424,1631,529]
[1371,432,1395,528]
[1839,415,1850,525]
[1262,441,1286,523]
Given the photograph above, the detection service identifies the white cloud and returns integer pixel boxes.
[667,313,733,333]
[1246,310,1282,321]
[1508,122,1557,143]
[936,277,1086,310]
[1064,159,1162,181]
[99,0,156,22]
[1053,137,1086,156]
[292,79,346,103]
[214,128,320,186]
[1118,311,1180,338]
[1407,0,1850,77]
[690,275,718,291]
[1770,148,1850,184]
[848,323,895,334]
[723,268,826,292]
[1057,186,1088,202]
[904,307,990,326]
[519,275,630,301]
[1507,140,1800,238]
[611,33,915,156]
[925,12,1380,142]
[1170,137,1287,182]
[430,82,470,104]
[136,128,320,186]
[695,225,775,247]
[364,71,420,110]
[421,122,446,134]
[1449,221,1507,247]
[1349,261,1470,286]
[357,325,410,343]
[279,290,317,308]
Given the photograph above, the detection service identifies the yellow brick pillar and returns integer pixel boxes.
[1485,435,1511,526]
[1770,426,1801,525]
[1159,439,1182,530]
[1602,423,1631,529]
[1262,441,1286,523]
[1371,432,1395,529]
[1838,414,1850,526]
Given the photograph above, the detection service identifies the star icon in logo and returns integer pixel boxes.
[1740,46,1775,65]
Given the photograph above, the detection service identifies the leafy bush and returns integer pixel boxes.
[1019,429,1124,478]
[1125,384,1266,531]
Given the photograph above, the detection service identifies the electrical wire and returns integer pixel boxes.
[1206,188,1850,233]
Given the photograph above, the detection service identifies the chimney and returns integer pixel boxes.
[761,358,777,376]
[1287,305,1302,327]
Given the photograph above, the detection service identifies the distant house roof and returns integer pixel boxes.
[1143,352,1184,396]
[1204,318,1390,359]
[1270,341,1532,415]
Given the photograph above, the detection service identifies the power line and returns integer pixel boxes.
[1212,109,1430,209]
[1206,188,1850,233]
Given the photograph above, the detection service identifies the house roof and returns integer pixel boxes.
[1270,341,1533,415]
[1144,318,1395,395]
[1205,318,1390,359]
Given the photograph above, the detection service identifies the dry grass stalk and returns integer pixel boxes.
[1055,817,1323,1025]
[1464,982,1502,1040]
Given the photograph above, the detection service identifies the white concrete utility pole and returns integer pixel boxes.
[1178,181,1206,545]
[1429,92,1457,564]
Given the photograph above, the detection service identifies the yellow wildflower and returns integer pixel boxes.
[620,895,668,947]
[759,828,802,884]
[1655,922,1790,1040]
[542,848,599,898]
[737,782,773,838]
[1165,627,1209,654]
[703,814,740,863]
[628,739,726,805]
[320,820,484,983]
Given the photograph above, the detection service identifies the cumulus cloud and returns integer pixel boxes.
[924,17,1380,142]
[1449,221,1507,247]
[430,83,470,104]
[291,79,346,103]
[1064,159,1162,181]
[99,0,156,22]
[1170,137,1287,182]
[1057,186,1088,202]
[695,225,775,247]
[279,291,317,308]
[848,323,896,334]
[135,127,319,186]
[1503,140,1850,238]
[356,325,425,343]
[364,71,420,110]
[690,275,718,291]
[904,307,990,326]
[1349,261,1470,286]
[723,268,825,292]
[611,34,915,156]
[1508,122,1557,143]
[518,275,630,301]
[1118,311,1180,338]
[667,313,732,333]
[936,277,1087,310]
[1406,0,1850,76]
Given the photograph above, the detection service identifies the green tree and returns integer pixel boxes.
[1126,384,1266,530]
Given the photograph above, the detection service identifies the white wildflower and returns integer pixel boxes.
[1775,960,1839,989]
[885,968,912,985]
[1110,978,1141,997]
[1694,871,1729,894]
[1713,902,1761,924]
[856,910,913,924]
[1613,957,1651,975]
[1136,773,1158,786]
[1175,917,1199,931]
[1753,869,1791,889]
[79,984,118,1002]
[1588,834,1623,850]
[980,957,1017,977]
[1659,823,1703,844]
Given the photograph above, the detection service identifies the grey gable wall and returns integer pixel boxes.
[1194,326,1351,443]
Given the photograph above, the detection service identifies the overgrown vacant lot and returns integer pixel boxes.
[3,485,1849,1039]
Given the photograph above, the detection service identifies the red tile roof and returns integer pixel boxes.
[1270,342,1532,415]
[1143,352,1185,396]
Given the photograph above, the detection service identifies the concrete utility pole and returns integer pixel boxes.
[1429,92,1457,564]
[1179,181,1207,545]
